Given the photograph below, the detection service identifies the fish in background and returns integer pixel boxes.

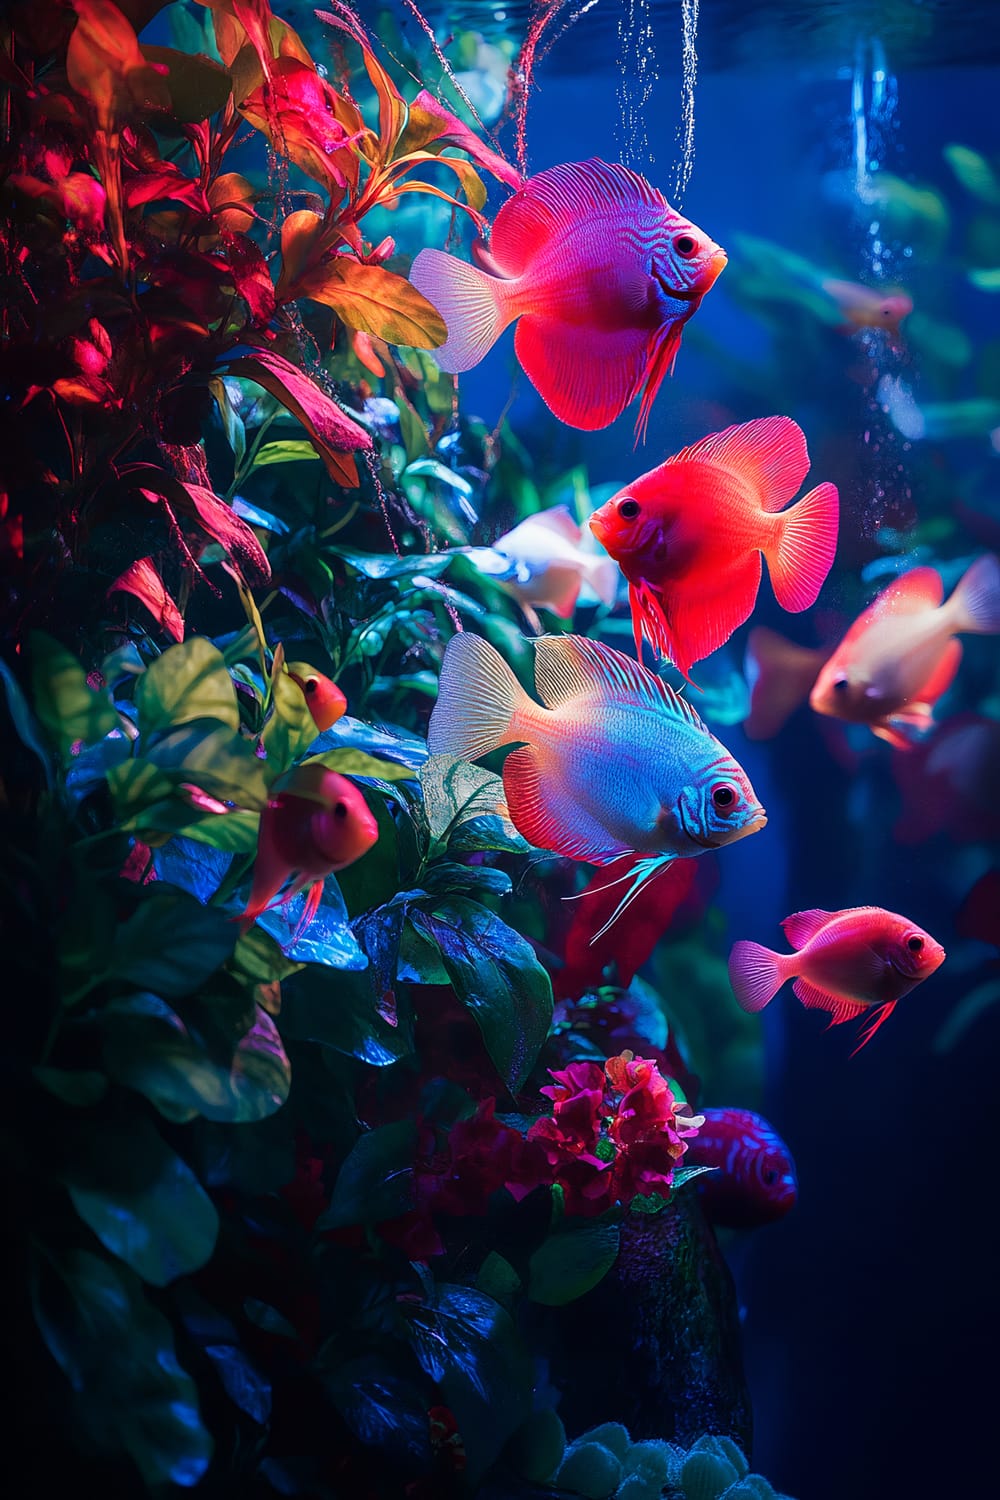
[285,663,347,732]
[743,626,831,740]
[475,503,619,618]
[428,631,766,933]
[879,375,1000,442]
[410,158,727,435]
[729,233,914,334]
[956,868,1000,949]
[729,906,946,1054]
[685,1107,798,1229]
[589,416,839,682]
[893,714,1000,844]
[240,765,378,936]
[809,555,1000,749]
[820,278,913,335]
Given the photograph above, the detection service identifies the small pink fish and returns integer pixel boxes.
[410,158,727,435]
[821,277,913,334]
[729,906,945,1053]
[685,1107,798,1229]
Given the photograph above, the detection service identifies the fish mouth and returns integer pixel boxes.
[726,812,768,844]
[588,508,611,545]
[702,247,729,290]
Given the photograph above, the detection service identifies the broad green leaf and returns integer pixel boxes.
[105,995,291,1124]
[65,1117,218,1286]
[30,1246,213,1487]
[297,259,447,349]
[409,898,553,1092]
[528,1219,621,1306]
[420,754,515,851]
[143,720,271,809]
[231,925,304,989]
[251,439,323,466]
[29,632,118,753]
[135,637,239,739]
[318,1119,416,1228]
[109,886,237,996]
[323,1358,434,1468]
[280,963,414,1067]
[305,747,419,782]
[262,665,316,769]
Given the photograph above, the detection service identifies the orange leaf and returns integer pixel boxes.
[66,0,171,131]
[239,57,364,197]
[208,171,256,232]
[396,91,522,190]
[108,556,184,641]
[389,151,488,214]
[295,258,447,349]
[276,209,327,296]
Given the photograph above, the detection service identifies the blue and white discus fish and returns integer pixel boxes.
[428,633,767,935]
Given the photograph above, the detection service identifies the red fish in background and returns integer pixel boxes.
[240,765,378,935]
[809,556,1000,749]
[729,906,945,1053]
[685,1107,798,1229]
[409,158,727,436]
[556,855,713,999]
[821,278,913,335]
[893,714,1000,843]
[286,662,347,731]
[743,626,831,740]
[589,416,838,682]
[956,868,1000,948]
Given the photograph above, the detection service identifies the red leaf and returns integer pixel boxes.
[125,464,272,584]
[123,164,211,214]
[398,91,522,190]
[108,556,184,640]
[221,229,276,324]
[66,0,171,131]
[239,57,364,196]
[218,348,371,488]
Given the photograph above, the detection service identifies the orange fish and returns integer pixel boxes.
[286,662,348,732]
[589,416,839,682]
[240,765,378,937]
[809,555,1000,749]
[820,277,912,334]
[409,158,727,436]
[729,906,945,1053]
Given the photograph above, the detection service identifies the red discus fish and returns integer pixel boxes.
[286,661,347,732]
[589,416,839,682]
[685,1107,798,1229]
[809,555,1000,749]
[240,765,378,936]
[409,158,727,436]
[729,906,945,1053]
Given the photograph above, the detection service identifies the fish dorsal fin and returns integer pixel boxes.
[489,158,668,278]
[500,504,582,549]
[532,634,708,730]
[841,568,945,647]
[781,908,835,947]
[663,416,810,512]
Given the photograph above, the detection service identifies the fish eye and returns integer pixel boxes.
[833,675,850,693]
[303,678,319,694]
[907,935,924,953]
[618,498,641,520]
[762,1168,778,1186]
[333,801,349,819]
[711,782,737,814]
[673,233,697,257]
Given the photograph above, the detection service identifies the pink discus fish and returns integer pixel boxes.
[410,158,727,436]
[685,1108,798,1229]
[729,906,945,1053]
[428,632,765,933]
[821,277,913,334]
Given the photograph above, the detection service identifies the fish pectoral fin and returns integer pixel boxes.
[792,977,868,1023]
[850,1001,898,1056]
[871,716,931,751]
[502,744,626,865]
[588,854,677,944]
[514,313,651,432]
[655,557,763,682]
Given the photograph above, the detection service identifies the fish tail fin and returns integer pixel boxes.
[766,482,840,613]
[428,631,529,759]
[948,552,1000,634]
[744,626,826,740]
[728,940,787,1013]
[582,552,620,608]
[409,249,513,373]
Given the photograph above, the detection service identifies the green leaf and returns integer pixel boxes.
[64,1117,219,1286]
[251,439,323,466]
[419,754,519,853]
[305,747,419,782]
[209,375,246,466]
[318,1119,416,1228]
[409,898,553,1092]
[143,720,271,808]
[528,1218,621,1306]
[30,1246,213,1487]
[110,886,237,996]
[323,1358,434,1467]
[262,666,317,769]
[105,994,291,1124]
[135,637,239,740]
[230,925,304,988]
[33,1067,109,1106]
[140,44,232,122]
[29,632,117,753]
[280,962,415,1067]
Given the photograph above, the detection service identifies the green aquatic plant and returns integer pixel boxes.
[549,1425,796,1500]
